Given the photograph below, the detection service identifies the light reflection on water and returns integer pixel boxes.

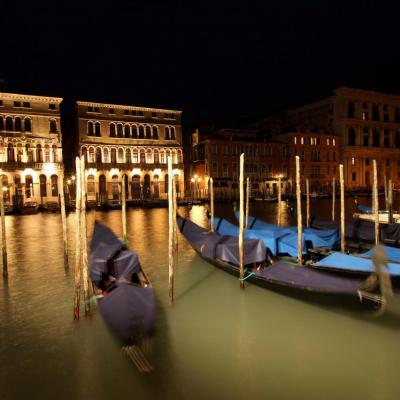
[1,200,400,400]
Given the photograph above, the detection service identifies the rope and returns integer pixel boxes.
[239,268,256,281]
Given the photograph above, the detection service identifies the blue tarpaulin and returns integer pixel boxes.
[362,245,400,264]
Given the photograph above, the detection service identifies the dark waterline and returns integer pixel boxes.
[1,199,400,400]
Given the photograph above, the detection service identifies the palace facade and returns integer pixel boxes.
[0,92,63,206]
[76,101,184,203]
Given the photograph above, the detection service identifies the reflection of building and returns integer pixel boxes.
[76,101,184,202]
[258,87,400,189]
[188,128,286,199]
[0,92,63,206]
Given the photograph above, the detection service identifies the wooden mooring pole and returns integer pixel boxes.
[210,177,214,232]
[277,175,281,226]
[295,156,303,264]
[80,156,91,316]
[0,187,7,276]
[373,160,379,245]
[73,157,82,320]
[306,178,310,228]
[245,177,250,229]
[239,154,245,289]
[168,157,176,304]
[384,175,389,211]
[332,177,335,221]
[59,168,69,269]
[340,164,345,253]
[388,179,393,223]
[122,176,127,242]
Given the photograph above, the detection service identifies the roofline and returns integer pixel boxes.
[76,100,182,114]
[0,92,63,103]
[334,86,400,100]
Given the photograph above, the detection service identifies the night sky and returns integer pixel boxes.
[2,0,400,127]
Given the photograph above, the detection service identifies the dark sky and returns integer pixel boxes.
[2,0,400,126]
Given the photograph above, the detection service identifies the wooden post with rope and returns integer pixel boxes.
[340,164,345,253]
[277,175,281,226]
[332,177,335,221]
[0,186,7,276]
[59,168,69,269]
[239,154,245,289]
[245,177,250,229]
[306,178,310,228]
[210,177,214,232]
[296,156,302,264]
[388,179,393,224]
[73,157,82,320]
[168,157,176,304]
[121,176,127,242]
[80,156,91,316]
[373,159,379,245]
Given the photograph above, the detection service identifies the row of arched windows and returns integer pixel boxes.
[81,146,183,164]
[0,116,32,132]
[0,143,59,163]
[1,174,59,198]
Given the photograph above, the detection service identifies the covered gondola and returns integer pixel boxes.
[178,215,383,310]
[89,222,155,345]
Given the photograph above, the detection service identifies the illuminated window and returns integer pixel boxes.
[351,157,355,165]
[301,137,304,145]
[333,139,336,146]
[294,137,297,144]
[327,138,330,146]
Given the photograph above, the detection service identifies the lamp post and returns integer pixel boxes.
[191,177,195,199]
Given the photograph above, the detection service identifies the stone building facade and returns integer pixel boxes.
[76,101,184,203]
[259,87,400,189]
[188,129,287,199]
[0,92,63,206]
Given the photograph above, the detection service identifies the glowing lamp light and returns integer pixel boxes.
[173,169,180,176]
[191,178,195,183]
[71,175,76,181]
[2,186,8,192]
[44,163,56,175]
[153,169,161,176]
[110,168,119,176]
[132,168,141,176]
[67,179,71,185]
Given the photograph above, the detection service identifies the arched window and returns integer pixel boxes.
[143,174,151,198]
[87,121,94,136]
[347,102,355,118]
[170,127,176,140]
[164,173,169,193]
[348,128,356,146]
[117,124,123,138]
[131,125,138,138]
[160,150,166,164]
[154,149,159,164]
[166,150,171,162]
[81,146,87,161]
[124,125,130,138]
[165,126,170,140]
[132,149,138,163]
[49,120,57,133]
[172,150,177,164]
[51,174,58,196]
[24,118,31,132]
[26,144,33,162]
[373,130,380,147]
[125,148,131,163]
[89,147,95,162]
[96,147,102,163]
[36,144,42,162]
[39,174,47,197]
[152,126,158,139]
[87,175,95,194]
[138,125,144,139]
[145,125,151,139]
[109,123,116,137]
[16,143,23,162]
[0,117,3,131]
[140,149,145,163]
[103,148,109,163]
[7,143,15,162]
[44,145,51,162]
[99,175,107,202]
[118,148,124,162]
[52,145,58,162]
[111,175,119,199]
[131,175,141,199]
[25,175,33,198]
[146,149,153,163]
[0,175,8,201]
[111,148,117,163]
[6,117,13,131]
[95,122,101,137]
[15,117,22,131]
[153,175,160,198]
[177,149,183,163]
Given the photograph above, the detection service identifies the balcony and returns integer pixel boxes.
[0,161,61,171]
[85,161,184,170]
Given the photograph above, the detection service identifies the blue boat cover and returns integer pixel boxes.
[314,252,400,276]
[362,245,400,264]
[234,211,339,249]
[213,217,306,257]
[256,262,364,294]
[177,216,266,265]
[356,203,372,214]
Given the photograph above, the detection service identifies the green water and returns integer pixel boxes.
[1,200,400,400]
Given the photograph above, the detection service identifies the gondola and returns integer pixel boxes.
[177,215,383,310]
[89,222,155,346]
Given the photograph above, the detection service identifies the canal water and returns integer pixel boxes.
[1,198,400,400]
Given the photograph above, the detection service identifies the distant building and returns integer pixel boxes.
[76,101,184,203]
[188,128,287,199]
[259,87,400,189]
[0,92,63,206]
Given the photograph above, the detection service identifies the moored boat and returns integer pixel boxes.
[19,201,39,215]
